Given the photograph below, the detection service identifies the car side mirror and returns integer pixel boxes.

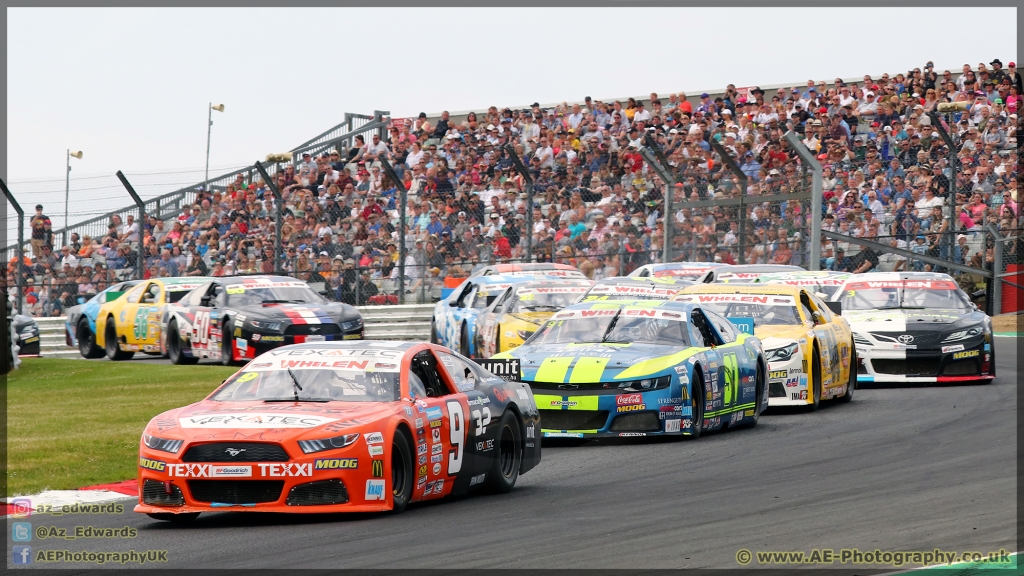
[824,301,842,315]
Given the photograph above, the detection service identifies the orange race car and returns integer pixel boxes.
[135,341,540,521]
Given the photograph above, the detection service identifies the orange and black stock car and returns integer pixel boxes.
[135,341,540,521]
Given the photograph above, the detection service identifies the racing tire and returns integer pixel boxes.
[389,430,414,514]
[460,324,471,358]
[807,347,822,411]
[837,344,856,403]
[430,319,438,344]
[77,318,104,359]
[736,363,765,428]
[167,320,199,365]
[146,512,200,523]
[220,319,236,366]
[485,411,522,494]
[104,320,134,361]
[687,368,705,439]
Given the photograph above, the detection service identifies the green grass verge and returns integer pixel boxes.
[8,358,237,495]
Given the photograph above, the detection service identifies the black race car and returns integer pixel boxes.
[13,313,40,356]
[162,276,363,365]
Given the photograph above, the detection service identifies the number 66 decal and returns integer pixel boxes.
[445,401,465,475]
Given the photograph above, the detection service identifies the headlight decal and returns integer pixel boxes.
[764,343,799,363]
[298,433,360,454]
[142,433,183,454]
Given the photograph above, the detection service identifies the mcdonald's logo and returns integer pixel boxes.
[371,459,384,478]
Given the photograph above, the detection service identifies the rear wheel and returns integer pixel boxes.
[736,363,765,428]
[430,320,438,344]
[485,411,522,494]
[838,344,856,403]
[77,318,104,359]
[808,349,822,411]
[389,430,413,513]
[146,512,199,523]
[220,319,236,366]
[168,320,198,365]
[460,324,471,358]
[104,320,134,361]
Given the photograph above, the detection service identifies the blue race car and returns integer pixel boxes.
[431,271,586,358]
[484,299,767,439]
[65,280,141,358]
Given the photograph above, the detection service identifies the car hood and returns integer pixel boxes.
[754,324,809,343]
[843,308,969,332]
[504,311,553,326]
[150,401,400,443]
[505,342,693,382]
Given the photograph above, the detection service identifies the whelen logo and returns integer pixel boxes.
[617,394,643,406]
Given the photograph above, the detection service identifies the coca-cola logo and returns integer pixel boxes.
[616,394,643,406]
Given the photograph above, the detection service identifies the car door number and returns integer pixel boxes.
[722,352,739,405]
[471,407,491,436]
[446,400,465,475]
[192,310,211,345]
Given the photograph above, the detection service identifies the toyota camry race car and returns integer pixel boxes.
[675,284,855,408]
[65,280,141,358]
[135,341,540,520]
[163,276,363,365]
[629,262,727,280]
[475,279,595,358]
[575,276,693,303]
[95,278,211,361]
[754,271,851,300]
[695,264,803,284]
[487,299,767,439]
[832,272,994,384]
[433,271,587,358]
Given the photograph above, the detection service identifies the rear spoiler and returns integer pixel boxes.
[473,358,522,382]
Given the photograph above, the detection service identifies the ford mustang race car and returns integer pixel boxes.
[629,262,727,280]
[576,276,693,303]
[433,272,586,358]
[487,299,767,439]
[65,280,141,358]
[475,279,595,359]
[95,278,211,361]
[831,272,994,384]
[695,264,803,284]
[675,284,855,408]
[163,276,363,366]
[135,341,540,521]
[754,271,851,300]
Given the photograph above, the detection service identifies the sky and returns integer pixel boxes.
[5,7,1018,243]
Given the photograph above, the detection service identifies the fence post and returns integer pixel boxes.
[503,145,535,262]
[377,157,408,304]
[708,139,749,265]
[930,111,960,273]
[782,131,823,270]
[638,147,675,264]
[114,171,148,280]
[253,161,284,274]
[1,179,25,314]
[987,224,1002,316]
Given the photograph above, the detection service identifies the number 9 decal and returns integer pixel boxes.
[446,400,465,475]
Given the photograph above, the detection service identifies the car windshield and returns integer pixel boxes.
[213,367,399,402]
[675,294,802,326]
[511,288,588,312]
[530,307,690,346]
[838,280,971,311]
[225,284,327,306]
[763,280,844,299]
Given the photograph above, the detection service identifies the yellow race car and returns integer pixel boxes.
[475,279,594,359]
[674,284,855,409]
[95,277,209,361]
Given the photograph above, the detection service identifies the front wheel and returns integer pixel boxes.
[104,321,134,361]
[837,344,856,403]
[146,512,199,523]
[389,431,413,513]
[687,370,705,439]
[736,363,765,428]
[460,324,471,358]
[220,319,236,366]
[430,319,438,344]
[808,349,822,411]
[77,318,104,359]
[168,320,199,365]
[484,411,522,494]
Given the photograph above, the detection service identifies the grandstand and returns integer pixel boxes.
[8,59,1021,317]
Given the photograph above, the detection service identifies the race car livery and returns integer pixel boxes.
[575,276,693,303]
[831,272,994,384]
[470,263,585,279]
[754,271,851,300]
[475,279,595,359]
[629,262,727,280]
[433,272,585,358]
[65,280,142,358]
[135,341,540,520]
[694,264,803,284]
[163,276,363,366]
[676,284,855,408]
[95,278,211,361]
[489,299,767,439]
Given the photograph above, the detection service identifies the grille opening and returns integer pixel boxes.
[142,480,185,507]
[769,382,787,397]
[285,324,340,336]
[941,359,980,376]
[610,412,662,432]
[286,479,349,506]
[539,409,609,431]
[182,443,289,463]
[187,480,284,504]
[872,358,941,376]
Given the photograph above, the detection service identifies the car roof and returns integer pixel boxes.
[679,284,804,297]
[256,341,422,354]
[562,298,694,312]
[216,275,306,285]
[846,271,954,282]
[714,264,804,274]
[596,276,693,286]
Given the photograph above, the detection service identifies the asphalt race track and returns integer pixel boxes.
[15,339,1018,570]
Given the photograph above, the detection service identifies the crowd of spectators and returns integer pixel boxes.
[9,58,1021,316]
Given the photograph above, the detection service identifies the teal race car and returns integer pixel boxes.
[483,299,767,439]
